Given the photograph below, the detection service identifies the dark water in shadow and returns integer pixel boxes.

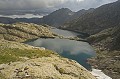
[25,38,95,70]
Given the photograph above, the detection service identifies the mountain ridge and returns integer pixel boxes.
[0,8,95,27]
[64,0,120,35]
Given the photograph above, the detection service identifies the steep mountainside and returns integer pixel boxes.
[87,25,120,50]
[64,0,120,35]
[0,22,54,42]
[64,8,94,25]
[42,8,74,27]
[87,26,120,79]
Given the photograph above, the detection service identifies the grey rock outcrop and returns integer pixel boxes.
[0,22,55,42]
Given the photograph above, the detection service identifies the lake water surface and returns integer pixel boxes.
[51,28,80,37]
[25,28,96,69]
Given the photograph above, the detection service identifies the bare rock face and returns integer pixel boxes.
[0,56,96,79]
[87,27,120,79]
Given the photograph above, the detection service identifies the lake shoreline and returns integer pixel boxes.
[24,28,96,70]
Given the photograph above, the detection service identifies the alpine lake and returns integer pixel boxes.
[25,28,96,70]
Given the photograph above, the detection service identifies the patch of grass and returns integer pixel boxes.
[0,48,55,64]
[54,65,65,74]
[0,73,5,79]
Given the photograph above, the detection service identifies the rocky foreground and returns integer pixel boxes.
[0,52,95,79]
[0,23,96,79]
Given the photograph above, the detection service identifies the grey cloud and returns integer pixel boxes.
[0,0,118,11]
[55,0,117,11]
[0,0,61,10]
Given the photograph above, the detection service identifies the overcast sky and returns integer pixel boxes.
[0,0,117,11]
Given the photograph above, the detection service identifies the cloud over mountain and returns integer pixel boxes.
[0,0,117,11]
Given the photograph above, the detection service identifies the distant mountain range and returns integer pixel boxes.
[0,0,120,35]
[0,8,94,27]
[64,0,120,34]
[42,8,94,27]
[0,17,42,24]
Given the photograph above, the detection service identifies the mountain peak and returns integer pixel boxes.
[42,8,74,27]
[53,8,73,14]
[59,8,72,11]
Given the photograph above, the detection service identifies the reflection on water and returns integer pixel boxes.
[26,38,95,69]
